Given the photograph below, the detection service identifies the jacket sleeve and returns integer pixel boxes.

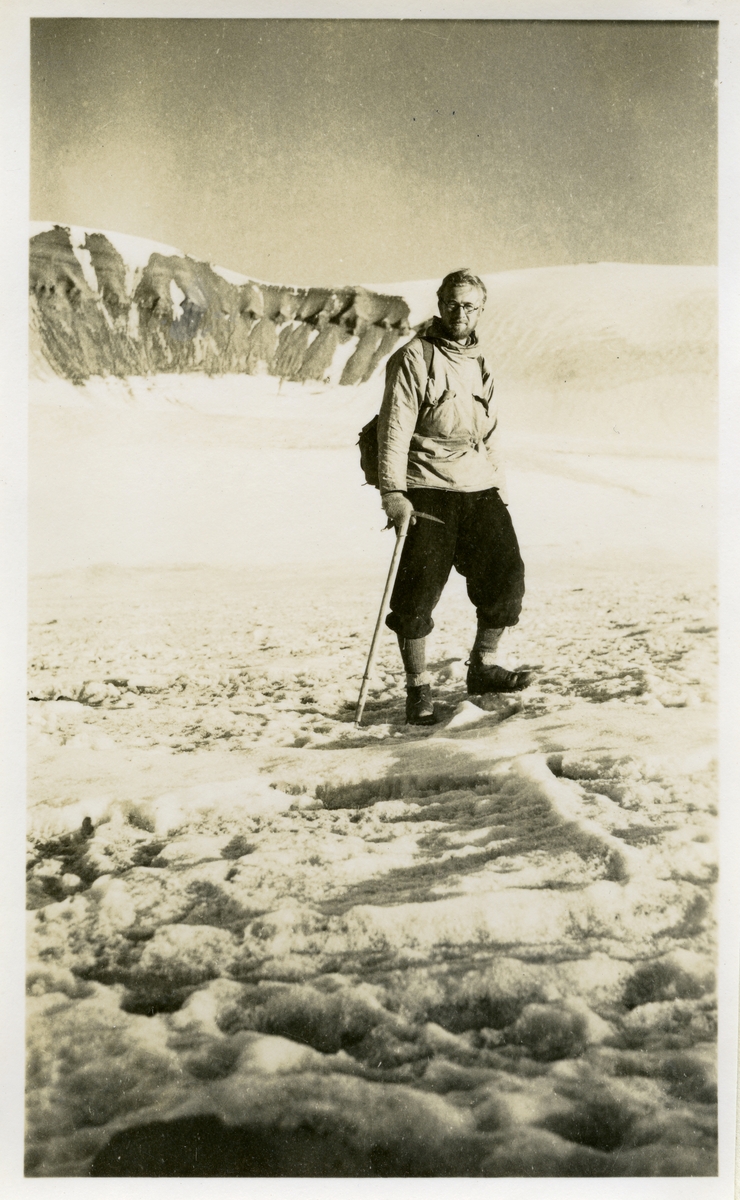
[479,357,510,504]
[481,419,509,504]
[377,342,425,494]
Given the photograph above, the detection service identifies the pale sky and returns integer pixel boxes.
[31,18,717,286]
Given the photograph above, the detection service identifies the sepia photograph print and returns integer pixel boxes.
[7,1,737,1186]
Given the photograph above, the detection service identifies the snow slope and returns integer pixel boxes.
[375,262,716,454]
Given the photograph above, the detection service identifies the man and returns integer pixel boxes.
[378,268,529,725]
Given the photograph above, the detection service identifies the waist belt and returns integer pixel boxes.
[412,434,485,449]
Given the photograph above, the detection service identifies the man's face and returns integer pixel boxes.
[438,283,485,342]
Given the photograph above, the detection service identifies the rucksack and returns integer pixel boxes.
[358,338,434,488]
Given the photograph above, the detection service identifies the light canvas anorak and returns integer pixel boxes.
[377,319,508,500]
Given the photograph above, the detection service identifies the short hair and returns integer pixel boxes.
[437,269,487,305]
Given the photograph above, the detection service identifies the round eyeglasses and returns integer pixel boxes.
[440,300,480,314]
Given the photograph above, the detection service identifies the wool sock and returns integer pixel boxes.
[397,635,431,688]
[472,624,504,666]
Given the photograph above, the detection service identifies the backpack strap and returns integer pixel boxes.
[476,354,493,413]
[418,337,435,412]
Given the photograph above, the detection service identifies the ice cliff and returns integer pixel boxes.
[29,224,411,386]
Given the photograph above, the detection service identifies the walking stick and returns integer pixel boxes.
[355,511,412,727]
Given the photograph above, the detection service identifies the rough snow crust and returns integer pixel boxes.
[26,562,717,1177]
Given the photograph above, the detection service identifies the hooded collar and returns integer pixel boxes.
[424,316,482,358]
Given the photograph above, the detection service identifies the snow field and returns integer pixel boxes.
[29,374,715,579]
[26,561,717,1176]
[28,560,717,763]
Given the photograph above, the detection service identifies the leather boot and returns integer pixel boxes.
[405,683,437,725]
[466,653,531,694]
